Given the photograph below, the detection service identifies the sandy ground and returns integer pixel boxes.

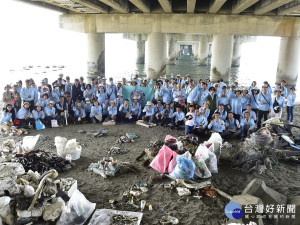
[3,106,300,225]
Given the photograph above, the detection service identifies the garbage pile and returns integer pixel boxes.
[0,163,95,225]
[0,123,28,137]
[15,150,73,174]
[55,136,82,161]
[117,133,139,143]
[78,128,108,137]
[107,147,129,155]
[88,157,138,178]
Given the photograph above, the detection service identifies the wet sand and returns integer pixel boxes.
[4,106,300,225]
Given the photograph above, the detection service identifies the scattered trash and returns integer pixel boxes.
[160,215,179,225]
[78,129,108,137]
[176,187,191,196]
[117,133,139,143]
[0,123,28,137]
[22,135,40,152]
[107,147,129,155]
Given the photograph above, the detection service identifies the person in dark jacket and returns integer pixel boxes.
[72,79,83,103]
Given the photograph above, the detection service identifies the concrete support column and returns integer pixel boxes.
[136,34,145,64]
[198,36,209,66]
[232,37,242,67]
[87,33,105,77]
[167,37,176,64]
[147,32,167,79]
[210,34,234,83]
[208,43,212,58]
[193,43,199,60]
[276,36,300,86]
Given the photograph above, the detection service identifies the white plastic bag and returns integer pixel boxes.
[194,144,218,174]
[56,190,95,225]
[193,158,212,178]
[204,133,222,146]
[55,136,68,157]
[195,145,209,161]
[22,135,40,151]
[55,137,81,160]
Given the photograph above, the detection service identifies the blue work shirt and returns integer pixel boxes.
[218,92,230,105]
[240,118,256,130]
[73,108,86,118]
[208,119,225,133]
[173,90,186,102]
[17,108,31,119]
[114,97,124,108]
[275,86,287,98]
[51,92,60,103]
[230,95,247,115]
[130,102,141,116]
[143,106,155,116]
[249,93,259,110]
[242,110,257,121]
[194,115,208,128]
[102,103,110,115]
[287,93,296,107]
[20,87,35,101]
[161,108,173,118]
[119,104,130,113]
[194,89,209,106]
[32,110,45,120]
[0,112,12,123]
[170,111,185,121]
[84,103,92,113]
[154,105,164,114]
[90,105,102,117]
[38,99,49,108]
[241,94,251,109]
[107,87,117,102]
[159,86,173,103]
[108,106,117,116]
[226,118,240,129]
[200,107,210,118]
[213,109,227,121]
[257,92,272,111]
[83,89,94,100]
[44,107,56,118]
[97,91,107,105]
[186,87,198,104]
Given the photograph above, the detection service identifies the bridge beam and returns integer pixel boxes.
[254,0,294,15]
[209,0,227,14]
[210,34,234,82]
[158,0,172,13]
[278,1,300,15]
[99,0,129,13]
[276,36,300,86]
[87,33,105,77]
[232,0,259,14]
[129,0,150,13]
[187,0,197,13]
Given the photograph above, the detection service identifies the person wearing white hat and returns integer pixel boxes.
[45,101,61,127]
[270,88,285,119]
[114,93,124,109]
[107,101,118,122]
[16,102,33,128]
[32,103,46,127]
[84,98,92,122]
[73,103,86,124]
[130,96,141,121]
[142,101,155,122]
[97,84,107,105]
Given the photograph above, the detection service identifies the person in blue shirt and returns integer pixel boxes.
[97,84,108,105]
[186,81,197,111]
[16,102,33,128]
[102,98,110,121]
[73,103,86,124]
[260,81,273,94]
[240,111,256,141]
[83,84,94,101]
[241,104,257,122]
[142,101,155,122]
[207,112,226,137]
[218,79,227,90]
[170,106,185,130]
[257,85,272,129]
[218,86,230,111]
[241,88,250,111]
[45,101,61,127]
[194,82,209,107]
[118,99,131,123]
[114,93,124,109]
[116,82,123,96]
[51,85,61,103]
[193,108,208,136]
[275,80,287,98]
[84,99,93,122]
[17,80,22,94]
[223,111,241,139]
[249,87,260,115]
[154,100,164,122]
[20,79,35,112]
[107,82,117,102]
[172,83,186,110]
[286,86,296,124]
[230,89,247,121]
[0,104,13,124]
[248,81,257,93]
[206,78,212,89]
[90,100,102,124]
[200,101,211,119]
[130,96,142,121]
[107,101,118,122]
[38,94,49,108]
[212,104,227,121]
[159,80,173,104]
[160,103,174,127]
[32,103,46,128]
[270,88,286,119]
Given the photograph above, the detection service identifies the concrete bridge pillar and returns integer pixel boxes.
[192,43,199,60]
[198,36,209,66]
[232,36,242,67]
[147,32,167,79]
[167,36,176,64]
[136,34,145,64]
[208,43,212,58]
[276,36,300,86]
[87,33,105,77]
[210,34,234,82]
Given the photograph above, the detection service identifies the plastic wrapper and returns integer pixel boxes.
[169,156,195,180]
[56,190,95,225]
[150,146,177,174]
[22,135,40,151]
[88,209,143,225]
[194,144,218,175]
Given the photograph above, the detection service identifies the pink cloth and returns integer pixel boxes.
[150,145,177,174]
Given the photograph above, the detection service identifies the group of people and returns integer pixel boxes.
[0,73,297,141]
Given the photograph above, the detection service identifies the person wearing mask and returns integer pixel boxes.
[0,104,14,124]
[16,102,33,128]
[270,88,285,119]
[170,106,185,130]
[73,103,86,124]
[207,112,226,137]
[20,79,35,111]
[107,101,118,122]
[193,108,208,136]
[257,85,272,129]
[223,111,241,139]
[3,85,14,109]
[240,111,256,141]
[285,86,296,124]
[90,100,102,124]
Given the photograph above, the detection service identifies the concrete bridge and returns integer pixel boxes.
[15,0,300,85]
